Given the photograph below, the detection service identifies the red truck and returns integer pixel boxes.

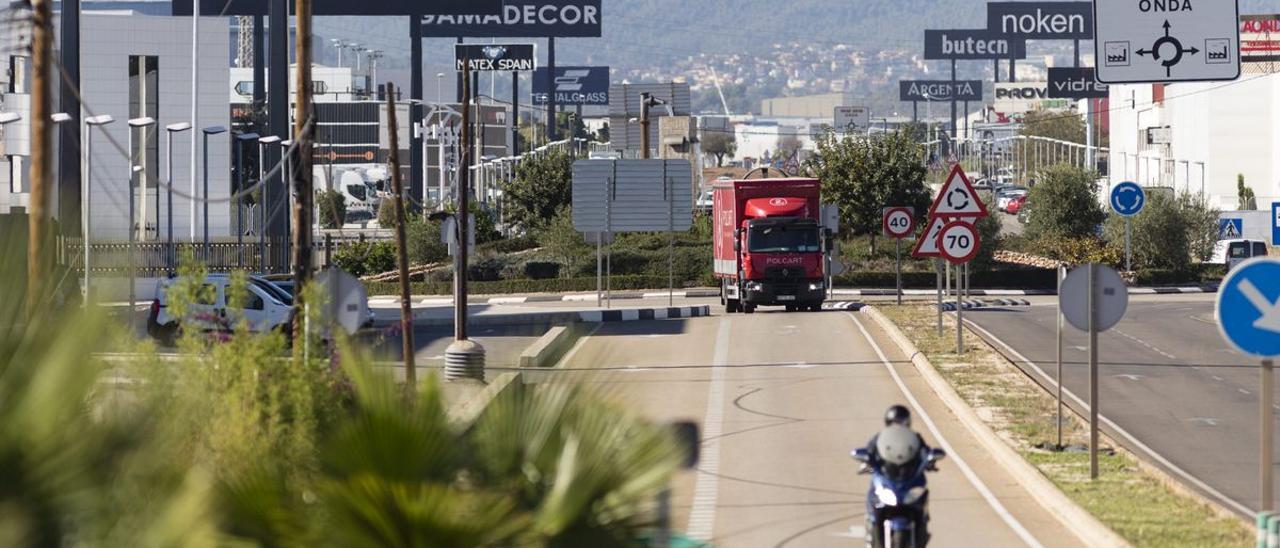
[713,177,825,313]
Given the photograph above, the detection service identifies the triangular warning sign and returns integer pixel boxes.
[911,216,974,258]
[928,164,989,219]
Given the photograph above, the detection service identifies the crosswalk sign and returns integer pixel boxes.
[1219,218,1243,240]
[928,164,989,218]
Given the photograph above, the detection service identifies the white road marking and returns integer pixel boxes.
[847,313,1044,548]
[963,319,1254,516]
[1114,374,1143,381]
[1239,388,1251,395]
[1187,417,1221,426]
[830,525,866,538]
[1112,328,1177,360]
[1212,375,1225,382]
[687,317,730,541]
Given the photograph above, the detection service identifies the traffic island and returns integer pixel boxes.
[865,304,1253,548]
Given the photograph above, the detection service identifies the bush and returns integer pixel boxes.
[1025,164,1105,240]
[1103,191,1219,271]
[835,268,1057,289]
[404,217,448,265]
[523,261,561,280]
[468,258,504,282]
[332,240,396,277]
[317,189,346,229]
[536,206,591,277]
[1029,235,1122,267]
[482,235,540,254]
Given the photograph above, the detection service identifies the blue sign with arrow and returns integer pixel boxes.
[1110,181,1146,217]
[1272,202,1280,246]
[1219,218,1243,239]
[1216,258,1280,358]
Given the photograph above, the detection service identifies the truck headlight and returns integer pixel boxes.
[746,282,763,292]
[809,281,824,291]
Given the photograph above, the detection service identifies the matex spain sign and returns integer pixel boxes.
[988,2,1093,40]
[456,44,537,71]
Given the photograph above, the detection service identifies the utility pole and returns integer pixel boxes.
[27,0,54,315]
[443,60,485,382]
[640,92,652,159]
[291,0,314,338]
[386,84,415,386]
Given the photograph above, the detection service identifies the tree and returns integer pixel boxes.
[1020,109,1085,144]
[1238,174,1258,210]
[1024,164,1105,241]
[503,148,574,231]
[535,206,588,277]
[803,130,930,252]
[317,189,346,229]
[1104,191,1220,271]
[700,132,737,167]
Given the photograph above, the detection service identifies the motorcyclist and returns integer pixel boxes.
[862,405,933,468]
[862,405,936,547]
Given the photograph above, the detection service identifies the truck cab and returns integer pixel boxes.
[715,178,826,313]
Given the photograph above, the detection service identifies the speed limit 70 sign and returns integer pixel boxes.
[882,207,916,238]
[939,220,980,265]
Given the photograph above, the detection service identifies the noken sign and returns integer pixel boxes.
[987,2,1094,39]
[422,0,602,38]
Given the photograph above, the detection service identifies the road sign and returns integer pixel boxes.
[533,66,610,106]
[928,164,990,218]
[1093,0,1241,84]
[939,221,981,265]
[571,159,693,233]
[1060,265,1129,332]
[834,106,871,132]
[317,267,369,336]
[822,204,840,233]
[883,207,917,238]
[1047,67,1110,99]
[1216,258,1280,357]
[1110,181,1146,217]
[456,44,537,72]
[912,216,973,257]
[1220,218,1244,239]
[1272,203,1280,245]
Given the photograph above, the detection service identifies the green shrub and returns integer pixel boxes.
[482,235,540,254]
[1029,236,1122,267]
[468,258,504,282]
[317,188,346,229]
[332,240,396,276]
[1103,191,1219,271]
[1025,164,1105,240]
[523,261,561,280]
[835,268,1057,289]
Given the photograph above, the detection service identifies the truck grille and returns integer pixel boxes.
[765,266,805,280]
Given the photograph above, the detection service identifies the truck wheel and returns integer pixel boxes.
[743,303,756,314]
[726,299,740,313]
[785,304,797,312]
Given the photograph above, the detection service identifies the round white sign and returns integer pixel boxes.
[939,221,980,265]
[1059,265,1129,332]
[883,208,915,238]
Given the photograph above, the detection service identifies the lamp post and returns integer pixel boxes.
[257,135,280,272]
[436,72,444,102]
[201,126,226,261]
[280,138,293,261]
[81,114,113,303]
[0,113,18,192]
[331,38,346,67]
[234,132,260,268]
[127,117,156,315]
[164,122,192,275]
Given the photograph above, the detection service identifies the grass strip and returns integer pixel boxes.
[880,304,1251,548]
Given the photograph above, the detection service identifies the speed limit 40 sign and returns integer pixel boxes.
[882,207,916,238]
[939,220,980,265]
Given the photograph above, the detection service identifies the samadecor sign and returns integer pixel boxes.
[423,0,602,38]
[899,80,984,102]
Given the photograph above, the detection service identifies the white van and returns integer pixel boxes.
[1211,239,1270,271]
[147,274,295,344]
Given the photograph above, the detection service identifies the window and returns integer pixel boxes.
[195,284,218,306]
[243,292,265,311]
[1253,242,1268,257]
[748,225,820,253]
[234,81,254,97]
[128,55,159,238]
[311,80,328,95]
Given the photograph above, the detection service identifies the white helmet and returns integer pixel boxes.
[876,425,921,466]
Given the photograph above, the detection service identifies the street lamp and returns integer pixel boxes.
[164,122,192,275]
[330,38,346,67]
[436,72,444,103]
[127,117,156,314]
[0,112,20,124]
[200,126,227,260]
[257,135,280,272]
[234,132,260,268]
[80,114,113,303]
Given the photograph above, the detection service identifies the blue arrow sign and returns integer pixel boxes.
[1216,258,1280,358]
[1219,218,1243,239]
[1110,181,1146,217]
[1272,202,1280,246]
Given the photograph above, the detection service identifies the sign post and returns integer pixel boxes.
[883,207,917,305]
[1215,257,1280,512]
[940,220,981,353]
[1061,263,1129,480]
[1093,0,1241,84]
[1110,181,1146,271]
[913,164,989,341]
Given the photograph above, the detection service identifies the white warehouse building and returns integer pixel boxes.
[1107,73,1280,211]
[1,10,230,240]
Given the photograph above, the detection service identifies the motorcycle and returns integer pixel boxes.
[852,444,946,548]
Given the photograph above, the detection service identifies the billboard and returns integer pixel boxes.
[1242,15,1280,63]
[994,82,1071,114]
[1047,67,1109,99]
[455,44,537,71]
[173,0,496,16]
[924,29,1027,60]
[987,2,1093,40]
[532,66,610,105]
[899,80,984,102]
[422,0,602,38]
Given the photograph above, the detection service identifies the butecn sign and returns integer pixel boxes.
[925,29,1028,60]
[423,0,602,38]
[899,80,984,102]
[986,1,1094,40]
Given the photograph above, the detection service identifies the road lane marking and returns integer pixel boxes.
[962,319,1254,516]
[1112,328,1177,360]
[687,317,730,541]
[847,313,1043,548]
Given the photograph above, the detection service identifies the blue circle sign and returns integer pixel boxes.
[1216,258,1280,358]
[1110,181,1146,217]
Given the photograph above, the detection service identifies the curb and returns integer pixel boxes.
[410,305,712,328]
[446,372,519,426]
[519,323,592,369]
[860,305,1130,548]
[370,290,720,306]
[937,298,1031,311]
[832,285,1218,297]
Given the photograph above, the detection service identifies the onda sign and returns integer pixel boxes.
[899,80,984,102]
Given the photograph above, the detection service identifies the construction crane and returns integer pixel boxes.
[709,65,731,116]
[235,16,252,68]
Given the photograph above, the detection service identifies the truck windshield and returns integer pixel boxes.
[749,226,820,253]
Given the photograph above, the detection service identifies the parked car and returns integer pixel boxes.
[1005,194,1027,215]
[995,186,1029,212]
[695,189,714,212]
[147,274,295,345]
[1211,239,1270,270]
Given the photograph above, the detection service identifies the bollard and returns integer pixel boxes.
[444,339,486,382]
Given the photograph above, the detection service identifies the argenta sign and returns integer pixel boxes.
[423,0,602,38]
[925,29,1028,59]
[987,2,1093,39]
[899,80,984,102]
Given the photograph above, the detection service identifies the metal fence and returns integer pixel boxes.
[58,236,368,277]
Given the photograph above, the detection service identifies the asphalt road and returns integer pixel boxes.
[554,308,1080,547]
[962,297,1269,515]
